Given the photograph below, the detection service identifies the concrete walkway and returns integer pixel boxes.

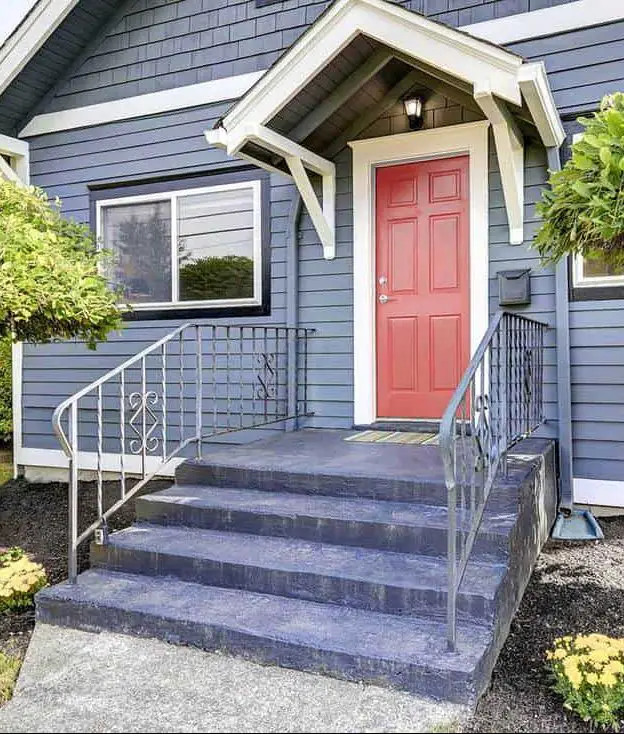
[0,624,466,733]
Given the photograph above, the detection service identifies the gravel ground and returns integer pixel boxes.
[1,476,624,731]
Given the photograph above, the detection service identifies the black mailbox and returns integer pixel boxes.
[498,268,531,307]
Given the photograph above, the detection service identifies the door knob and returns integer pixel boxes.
[378,294,390,304]
[378,275,388,285]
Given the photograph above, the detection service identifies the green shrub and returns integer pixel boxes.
[547,633,624,730]
[0,178,123,347]
[0,337,11,443]
[0,651,20,704]
[535,93,624,267]
[0,548,47,613]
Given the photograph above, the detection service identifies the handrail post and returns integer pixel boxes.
[68,401,78,584]
[447,478,457,652]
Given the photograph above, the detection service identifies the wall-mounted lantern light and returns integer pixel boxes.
[403,96,424,130]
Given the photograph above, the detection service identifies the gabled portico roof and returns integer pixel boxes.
[206,0,565,258]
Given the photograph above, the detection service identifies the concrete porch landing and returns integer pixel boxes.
[36,429,557,707]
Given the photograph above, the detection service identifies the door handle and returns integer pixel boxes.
[378,294,392,304]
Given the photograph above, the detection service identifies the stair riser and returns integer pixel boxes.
[91,545,496,623]
[176,463,448,505]
[36,597,478,705]
[136,499,508,559]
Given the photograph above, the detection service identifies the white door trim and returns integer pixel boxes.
[349,120,490,426]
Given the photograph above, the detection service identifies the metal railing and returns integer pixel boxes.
[439,311,546,651]
[52,323,314,583]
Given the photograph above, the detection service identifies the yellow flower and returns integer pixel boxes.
[586,672,599,685]
[604,660,624,675]
[567,668,583,689]
[601,671,617,687]
[590,649,612,664]
[553,648,567,660]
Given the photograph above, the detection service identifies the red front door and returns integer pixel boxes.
[375,156,470,419]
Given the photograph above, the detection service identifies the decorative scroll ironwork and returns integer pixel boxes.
[440,311,546,653]
[128,391,160,455]
[255,352,276,400]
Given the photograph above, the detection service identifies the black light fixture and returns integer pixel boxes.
[403,96,424,130]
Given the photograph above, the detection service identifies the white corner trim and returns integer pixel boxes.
[16,446,181,478]
[11,342,23,479]
[19,71,264,138]
[349,120,490,426]
[0,0,80,98]
[464,0,624,46]
[574,478,624,508]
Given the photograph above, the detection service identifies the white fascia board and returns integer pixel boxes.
[518,62,566,148]
[20,71,264,138]
[464,0,624,46]
[222,0,523,133]
[0,0,80,97]
[16,446,181,478]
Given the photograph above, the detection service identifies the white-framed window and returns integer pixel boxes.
[569,131,624,290]
[96,180,263,310]
[572,254,624,289]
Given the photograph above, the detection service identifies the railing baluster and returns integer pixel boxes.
[141,356,147,480]
[212,326,217,434]
[196,325,202,459]
[162,344,167,462]
[240,326,244,429]
[226,326,231,430]
[179,332,185,444]
[120,371,126,499]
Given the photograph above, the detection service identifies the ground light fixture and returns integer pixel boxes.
[403,96,424,130]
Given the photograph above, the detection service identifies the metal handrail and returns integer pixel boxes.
[53,322,314,583]
[440,310,547,651]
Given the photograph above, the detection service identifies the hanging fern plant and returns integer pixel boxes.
[535,93,624,267]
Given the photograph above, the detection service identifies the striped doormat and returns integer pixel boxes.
[345,430,438,445]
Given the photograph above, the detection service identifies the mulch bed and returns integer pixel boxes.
[467,516,624,733]
[0,475,623,731]
[0,476,170,663]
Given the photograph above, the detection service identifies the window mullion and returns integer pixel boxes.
[171,193,179,303]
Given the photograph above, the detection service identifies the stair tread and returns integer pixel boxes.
[139,484,515,536]
[38,568,490,674]
[102,524,506,597]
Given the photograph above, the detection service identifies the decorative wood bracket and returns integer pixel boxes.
[206,123,336,259]
[474,85,524,245]
[0,133,29,186]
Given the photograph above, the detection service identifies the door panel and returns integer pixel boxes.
[375,155,470,419]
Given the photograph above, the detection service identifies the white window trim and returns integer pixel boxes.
[569,132,624,289]
[96,180,263,311]
[349,120,490,425]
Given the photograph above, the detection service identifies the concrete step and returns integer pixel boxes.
[35,568,494,705]
[136,485,513,559]
[91,524,506,622]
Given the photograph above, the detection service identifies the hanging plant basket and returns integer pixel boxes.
[534,93,624,267]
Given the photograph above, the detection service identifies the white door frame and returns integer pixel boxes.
[349,120,491,425]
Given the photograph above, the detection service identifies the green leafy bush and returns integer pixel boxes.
[547,633,624,730]
[0,548,47,612]
[0,179,123,347]
[535,93,624,267]
[0,337,10,443]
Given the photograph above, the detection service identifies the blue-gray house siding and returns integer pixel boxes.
[11,0,624,491]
